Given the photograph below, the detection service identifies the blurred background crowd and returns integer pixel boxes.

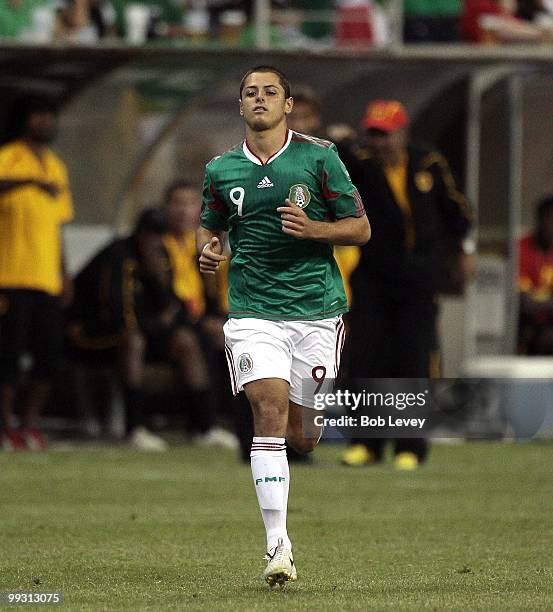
[3,0,553,48]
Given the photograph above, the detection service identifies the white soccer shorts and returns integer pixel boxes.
[223,316,345,409]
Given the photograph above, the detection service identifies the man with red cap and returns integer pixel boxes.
[330,100,473,469]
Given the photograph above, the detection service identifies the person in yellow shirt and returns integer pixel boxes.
[0,95,73,451]
[161,180,237,449]
[162,180,207,322]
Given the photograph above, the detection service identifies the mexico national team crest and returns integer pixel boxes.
[289,184,311,209]
[238,353,253,374]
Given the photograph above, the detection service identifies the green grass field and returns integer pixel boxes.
[1,442,552,611]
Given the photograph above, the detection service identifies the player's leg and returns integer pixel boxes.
[286,401,322,454]
[286,316,344,454]
[245,377,296,585]
[391,297,438,469]
[23,292,64,449]
[245,378,289,437]
[341,297,395,466]
[224,318,296,585]
[118,328,153,447]
[168,325,231,445]
[0,290,32,450]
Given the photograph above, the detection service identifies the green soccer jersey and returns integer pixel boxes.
[200,129,365,321]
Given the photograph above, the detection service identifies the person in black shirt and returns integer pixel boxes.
[330,100,473,469]
[67,208,213,449]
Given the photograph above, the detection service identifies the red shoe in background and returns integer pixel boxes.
[20,428,47,451]
[1,429,26,451]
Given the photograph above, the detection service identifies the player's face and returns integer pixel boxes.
[287,102,321,135]
[366,127,407,166]
[26,110,57,144]
[165,187,200,234]
[239,72,293,132]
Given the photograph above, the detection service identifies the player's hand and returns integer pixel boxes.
[277,199,317,240]
[34,180,61,198]
[199,237,227,274]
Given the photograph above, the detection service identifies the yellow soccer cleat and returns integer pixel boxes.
[263,538,297,587]
[394,451,420,471]
[340,444,377,467]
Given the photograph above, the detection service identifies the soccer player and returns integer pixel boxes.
[198,66,370,586]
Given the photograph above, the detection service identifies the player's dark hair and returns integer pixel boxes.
[239,66,291,99]
[535,195,553,250]
[8,94,58,140]
[134,207,169,236]
[163,179,195,205]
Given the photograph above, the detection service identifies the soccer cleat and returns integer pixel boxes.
[340,444,377,467]
[1,429,26,452]
[394,451,419,471]
[263,538,297,587]
[20,428,47,451]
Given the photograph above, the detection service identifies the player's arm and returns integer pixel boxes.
[278,199,370,246]
[197,165,230,274]
[278,144,370,246]
[197,227,227,275]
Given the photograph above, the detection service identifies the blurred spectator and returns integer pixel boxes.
[161,179,238,448]
[286,86,323,136]
[293,0,334,42]
[162,180,207,322]
[207,1,247,40]
[67,208,218,450]
[0,95,73,451]
[0,0,40,38]
[88,0,117,37]
[460,0,542,42]
[330,100,472,470]
[517,0,553,20]
[0,0,56,42]
[404,0,462,42]
[110,0,181,41]
[518,195,553,355]
[162,178,228,349]
[335,0,390,47]
[54,0,116,43]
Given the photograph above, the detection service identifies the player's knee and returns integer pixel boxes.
[252,398,287,422]
[249,397,288,436]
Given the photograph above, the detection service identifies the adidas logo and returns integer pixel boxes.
[257,176,274,189]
